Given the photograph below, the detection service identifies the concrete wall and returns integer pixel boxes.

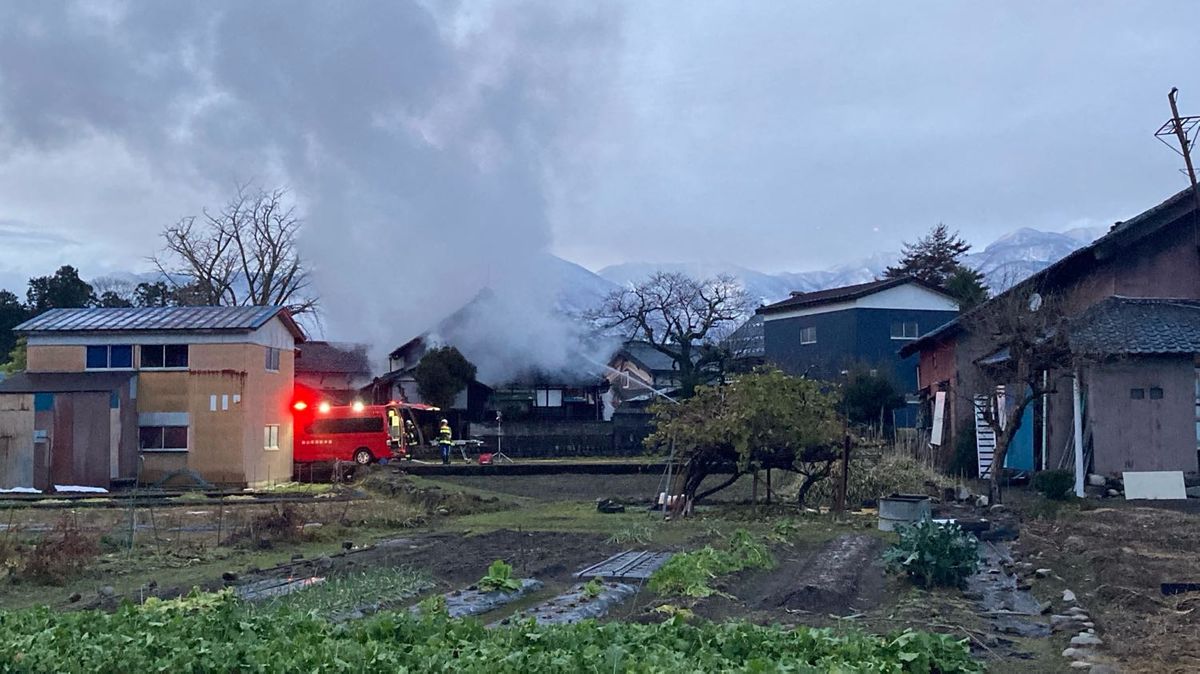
[0,395,34,488]
[1086,356,1198,475]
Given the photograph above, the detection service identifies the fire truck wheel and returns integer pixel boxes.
[353,449,373,465]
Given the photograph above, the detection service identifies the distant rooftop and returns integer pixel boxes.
[15,306,305,341]
[758,276,951,315]
[1070,297,1200,355]
[297,341,371,375]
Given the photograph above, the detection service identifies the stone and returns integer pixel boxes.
[1062,647,1095,659]
[975,494,990,507]
[315,555,334,571]
[1038,601,1053,614]
[1051,614,1083,627]
[956,485,972,501]
[221,571,238,582]
[1088,473,1107,487]
[989,503,1008,512]
[67,592,81,603]
[1062,589,1077,603]
[1107,489,1120,497]
[98,586,116,597]
[1066,606,1089,615]
[342,541,354,551]
[1070,662,1093,669]
[1071,633,1103,647]
[1035,568,1052,578]
[1082,622,1094,628]
[1064,535,1087,553]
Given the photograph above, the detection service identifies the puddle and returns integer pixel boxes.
[502,581,638,626]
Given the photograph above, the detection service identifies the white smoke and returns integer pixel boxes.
[0,1,625,379]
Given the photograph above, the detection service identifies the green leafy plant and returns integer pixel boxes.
[883,521,979,589]
[768,518,800,545]
[264,569,432,617]
[582,578,605,599]
[477,559,521,593]
[649,529,775,598]
[1032,469,1075,500]
[0,590,982,672]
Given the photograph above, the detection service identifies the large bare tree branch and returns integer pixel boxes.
[151,183,318,316]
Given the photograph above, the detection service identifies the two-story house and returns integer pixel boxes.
[0,306,304,490]
[758,277,960,424]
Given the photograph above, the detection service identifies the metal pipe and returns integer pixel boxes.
[1072,370,1085,497]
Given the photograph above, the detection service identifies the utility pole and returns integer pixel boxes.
[1155,87,1200,213]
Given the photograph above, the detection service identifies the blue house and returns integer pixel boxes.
[758,277,959,423]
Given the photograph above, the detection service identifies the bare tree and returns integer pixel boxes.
[964,287,1071,503]
[152,183,317,315]
[589,272,753,397]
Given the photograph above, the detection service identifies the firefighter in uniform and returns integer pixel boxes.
[438,419,453,465]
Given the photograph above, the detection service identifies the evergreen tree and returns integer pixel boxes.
[885,224,988,310]
[0,290,28,365]
[413,346,477,410]
[944,266,989,311]
[25,265,94,314]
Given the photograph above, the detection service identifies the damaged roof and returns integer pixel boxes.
[297,341,372,375]
[1069,297,1200,355]
[757,276,951,315]
[15,306,305,341]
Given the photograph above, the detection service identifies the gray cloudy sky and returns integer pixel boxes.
[0,2,1197,336]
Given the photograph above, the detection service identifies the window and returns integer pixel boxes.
[1150,387,1164,400]
[86,345,133,369]
[141,344,188,369]
[799,326,817,344]
[890,321,920,340]
[263,424,280,450]
[139,425,188,451]
[265,347,281,372]
[535,388,563,407]
[309,417,384,435]
[1130,388,1145,400]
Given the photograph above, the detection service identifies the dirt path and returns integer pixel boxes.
[690,534,886,625]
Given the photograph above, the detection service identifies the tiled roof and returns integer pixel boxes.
[757,277,951,314]
[1069,297,1200,355]
[0,371,134,394]
[900,185,1200,357]
[296,341,371,375]
[619,341,684,373]
[15,306,304,340]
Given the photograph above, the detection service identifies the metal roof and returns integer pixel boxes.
[15,306,305,340]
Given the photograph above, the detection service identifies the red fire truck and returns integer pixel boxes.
[292,398,440,465]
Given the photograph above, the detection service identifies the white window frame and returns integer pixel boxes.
[890,321,920,340]
[534,388,563,408]
[799,326,817,345]
[263,424,280,451]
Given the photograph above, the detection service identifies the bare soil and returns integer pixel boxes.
[687,534,887,626]
[1016,499,1200,673]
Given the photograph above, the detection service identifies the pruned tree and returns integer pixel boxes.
[152,183,317,315]
[965,287,1070,503]
[589,272,753,397]
[89,276,138,308]
[885,223,989,309]
[646,368,843,506]
[413,346,478,411]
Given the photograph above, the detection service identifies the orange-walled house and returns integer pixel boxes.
[0,306,304,490]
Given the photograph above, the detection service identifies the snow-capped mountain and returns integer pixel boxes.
[589,226,1108,306]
